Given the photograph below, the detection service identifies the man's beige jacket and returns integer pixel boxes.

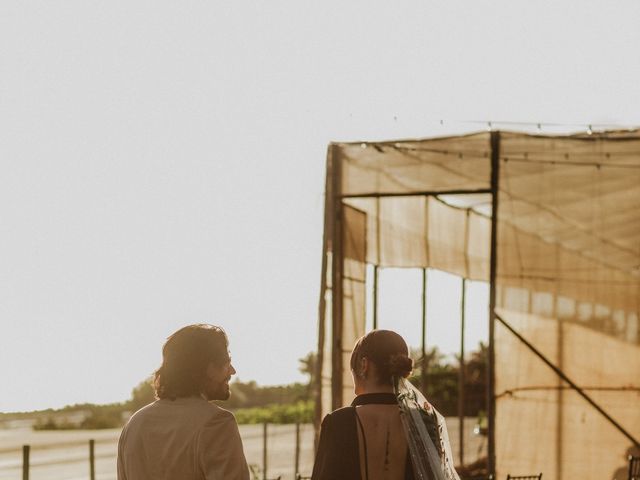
[117,396,249,480]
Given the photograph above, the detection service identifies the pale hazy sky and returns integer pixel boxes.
[1,1,639,412]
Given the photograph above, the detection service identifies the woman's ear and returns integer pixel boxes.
[359,357,369,378]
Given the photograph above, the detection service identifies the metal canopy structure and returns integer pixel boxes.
[315,129,640,480]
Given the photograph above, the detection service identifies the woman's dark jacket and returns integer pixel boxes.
[311,393,414,480]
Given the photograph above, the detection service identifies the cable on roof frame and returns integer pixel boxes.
[454,119,639,130]
[372,144,640,169]
[499,273,639,286]
[382,144,490,158]
[501,157,640,169]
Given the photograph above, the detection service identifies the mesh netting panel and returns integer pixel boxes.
[344,196,491,277]
[495,132,640,480]
[338,133,491,196]
[320,253,333,421]
[341,205,367,407]
[318,130,640,480]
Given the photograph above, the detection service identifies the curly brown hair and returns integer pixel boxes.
[154,324,229,400]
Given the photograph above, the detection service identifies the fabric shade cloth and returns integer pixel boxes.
[316,129,640,480]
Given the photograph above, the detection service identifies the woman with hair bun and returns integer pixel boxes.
[311,330,459,480]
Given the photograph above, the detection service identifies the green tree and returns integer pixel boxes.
[298,351,317,400]
[129,377,156,412]
[407,344,487,417]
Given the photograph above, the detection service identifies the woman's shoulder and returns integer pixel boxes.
[314,407,361,479]
[323,405,356,423]
[321,405,358,435]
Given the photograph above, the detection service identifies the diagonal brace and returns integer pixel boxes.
[495,312,640,449]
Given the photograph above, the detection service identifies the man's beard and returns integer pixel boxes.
[205,379,231,401]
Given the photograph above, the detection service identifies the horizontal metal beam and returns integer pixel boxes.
[339,188,492,199]
[497,385,640,397]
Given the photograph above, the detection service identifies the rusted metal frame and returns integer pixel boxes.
[458,276,467,467]
[331,145,344,410]
[554,243,564,480]
[314,147,333,447]
[373,197,380,330]
[372,266,379,329]
[421,268,428,393]
[487,130,501,477]
[420,196,430,394]
[459,208,471,467]
[499,385,640,395]
[340,188,492,199]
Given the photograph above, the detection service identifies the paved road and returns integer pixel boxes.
[0,419,484,480]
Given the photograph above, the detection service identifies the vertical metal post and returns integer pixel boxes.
[331,146,344,410]
[373,265,379,329]
[314,149,333,450]
[458,277,466,467]
[459,207,470,468]
[22,445,30,480]
[421,195,431,394]
[89,439,96,480]
[487,131,501,477]
[421,268,428,392]
[554,244,564,480]
[262,422,268,480]
[555,315,564,480]
[294,422,301,477]
[373,196,381,331]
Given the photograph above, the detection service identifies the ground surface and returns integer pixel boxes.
[0,418,483,479]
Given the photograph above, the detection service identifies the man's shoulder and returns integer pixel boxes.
[123,401,158,426]
[166,398,236,427]
[124,398,234,428]
[200,403,237,427]
[119,401,158,443]
[197,404,242,445]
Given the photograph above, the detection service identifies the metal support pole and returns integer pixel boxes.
[373,196,381,331]
[458,277,467,466]
[22,445,30,480]
[262,422,268,480]
[340,188,493,199]
[331,148,345,411]
[487,130,501,477]
[459,206,470,468]
[89,439,96,480]
[421,268,428,392]
[554,244,564,480]
[556,312,564,480]
[295,423,301,477]
[314,150,333,450]
[373,265,379,329]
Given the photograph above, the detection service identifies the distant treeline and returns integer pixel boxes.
[33,403,128,430]
[408,343,488,417]
[20,344,487,430]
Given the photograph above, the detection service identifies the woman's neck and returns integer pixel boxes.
[355,383,394,395]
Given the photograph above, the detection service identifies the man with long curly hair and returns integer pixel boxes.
[117,324,249,479]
